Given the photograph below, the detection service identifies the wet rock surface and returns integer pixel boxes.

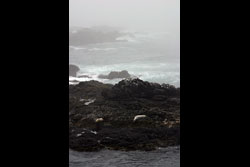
[69,78,180,152]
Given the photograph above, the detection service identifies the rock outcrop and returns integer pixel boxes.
[69,79,180,152]
[69,64,80,77]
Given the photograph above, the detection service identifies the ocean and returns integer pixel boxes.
[69,30,180,87]
[69,146,180,167]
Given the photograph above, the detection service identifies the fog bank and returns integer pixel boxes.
[69,0,179,33]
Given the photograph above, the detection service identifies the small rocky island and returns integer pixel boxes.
[98,70,131,80]
[69,64,80,77]
[69,78,180,152]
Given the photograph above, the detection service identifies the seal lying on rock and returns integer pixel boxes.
[95,118,104,122]
[95,118,104,131]
[69,78,180,152]
[133,115,147,122]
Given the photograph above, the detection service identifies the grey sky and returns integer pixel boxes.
[69,0,179,33]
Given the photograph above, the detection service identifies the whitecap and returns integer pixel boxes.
[69,46,86,50]
[87,48,117,51]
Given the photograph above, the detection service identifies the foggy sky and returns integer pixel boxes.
[69,0,180,33]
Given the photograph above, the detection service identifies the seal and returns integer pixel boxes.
[133,115,147,122]
[95,118,104,131]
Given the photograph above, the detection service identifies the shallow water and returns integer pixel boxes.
[69,146,180,167]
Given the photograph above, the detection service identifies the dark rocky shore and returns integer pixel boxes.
[69,78,180,152]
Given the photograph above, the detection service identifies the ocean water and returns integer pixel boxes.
[69,31,180,87]
[69,146,180,167]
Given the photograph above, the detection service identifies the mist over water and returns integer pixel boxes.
[69,0,179,87]
[69,30,179,86]
[69,0,180,32]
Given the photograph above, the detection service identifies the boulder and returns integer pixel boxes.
[69,64,80,77]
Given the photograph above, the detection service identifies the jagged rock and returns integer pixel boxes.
[104,78,179,100]
[69,79,180,152]
[152,95,167,101]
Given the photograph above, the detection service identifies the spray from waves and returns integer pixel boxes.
[88,48,117,51]
[70,46,117,52]
[116,36,138,43]
[69,30,179,87]
[69,62,180,87]
[116,31,171,43]
[69,46,86,50]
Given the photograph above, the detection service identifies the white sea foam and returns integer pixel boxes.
[69,46,86,50]
[87,48,117,51]
[116,36,138,43]
[116,31,170,43]
[69,30,179,87]
[69,64,179,87]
